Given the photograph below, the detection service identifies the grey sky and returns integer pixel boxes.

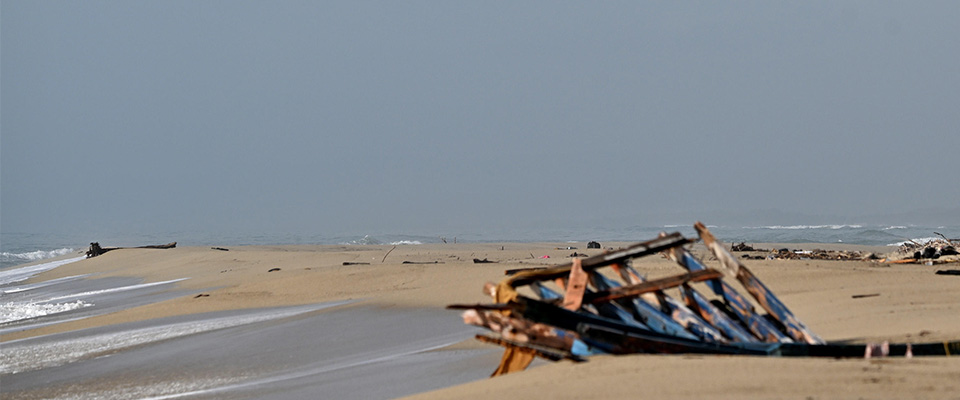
[2,1,958,237]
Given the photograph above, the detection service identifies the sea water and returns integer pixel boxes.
[3,223,955,325]
[4,224,959,271]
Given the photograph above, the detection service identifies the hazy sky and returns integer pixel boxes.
[3,1,959,238]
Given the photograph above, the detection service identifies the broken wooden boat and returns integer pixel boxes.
[449,222,960,376]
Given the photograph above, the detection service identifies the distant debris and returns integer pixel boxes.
[768,248,875,261]
[473,258,498,264]
[448,223,960,376]
[342,262,371,265]
[730,242,761,252]
[211,247,229,251]
[268,268,281,272]
[86,242,176,258]
[587,241,601,249]
[887,235,960,264]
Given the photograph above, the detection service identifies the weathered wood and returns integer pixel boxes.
[666,244,789,342]
[677,282,758,343]
[504,267,547,275]
[583,269,723,304]
[86,242,176,258]
[447,303,513,311]
[579,324,772,356]
[587,271,700,341]
[561,258,587,311]
[135,242,177,249]
[474,335,585,362]
[530,279,649,329]
[611,263,727,343]
[502,233,691,288]
[459,308,602,366]
[696,222,824,344]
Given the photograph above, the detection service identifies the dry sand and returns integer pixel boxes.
[6,242,960,399]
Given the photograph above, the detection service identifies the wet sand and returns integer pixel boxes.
[3,242,960,399]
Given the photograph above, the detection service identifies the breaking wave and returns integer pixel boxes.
[744,225,864,230]
[389,240,423,245]
[886,237,946,246]
[1,248,76,263]
[340,235,425,246]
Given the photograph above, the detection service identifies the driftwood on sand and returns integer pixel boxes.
[86,242,177,258]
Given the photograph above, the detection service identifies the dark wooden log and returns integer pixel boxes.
[86,242,176,258]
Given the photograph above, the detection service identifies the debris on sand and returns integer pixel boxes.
[449,222,960,376]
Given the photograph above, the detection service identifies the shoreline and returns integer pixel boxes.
[3,242,959,399]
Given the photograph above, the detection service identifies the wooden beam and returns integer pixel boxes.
[474,335,585,362]
[696,222,825,345]
[503,233,692,288]
[583,269,723,304]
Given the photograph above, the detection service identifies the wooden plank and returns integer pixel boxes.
[503,233,692,288]
[588,271,700,340]
[474,335,585,362]
[460,309,577,351]
[678,282,758,343]
[696,222,825,344]
[666,245,789,342]
[562,258,587,311]
[579,324,773,356]
[611,264,727,343]
[533,277,650,329]
[583,269,723,304]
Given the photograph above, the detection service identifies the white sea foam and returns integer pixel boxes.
[341,235,382,245]
[1,248,76,263]
[883,226,908,230]
[745,224,863,230]
[0,256,86,286]
[0,300,92,324]
[2,274,90,294]
[886,237,944,246]
[43,278,190,303]
[1,276,187,325]
[389,240,423,245]
[1,301,352,374]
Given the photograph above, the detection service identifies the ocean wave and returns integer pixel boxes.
[0,247,76,262]
[882,226,908,230]
[341,235,382,245]
[389,240,423,245]
[340,236,425,246]
[0,300,92,324]
[0,256,86,286]
[886,237,944,246]
[744,225,863,230]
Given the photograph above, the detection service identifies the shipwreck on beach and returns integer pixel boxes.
[450,222,959,376]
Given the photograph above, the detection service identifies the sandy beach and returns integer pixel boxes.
[3,241,959,399]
